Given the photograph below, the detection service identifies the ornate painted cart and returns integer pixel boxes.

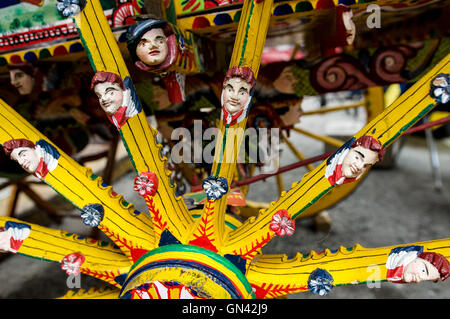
[0,0,448,299]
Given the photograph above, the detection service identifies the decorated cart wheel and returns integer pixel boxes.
[0,0,449,300]
[119,244,254,299]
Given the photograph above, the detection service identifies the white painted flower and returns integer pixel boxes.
[133,172,159,197]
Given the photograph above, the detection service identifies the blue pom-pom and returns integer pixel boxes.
[307,268,334,296]
[202,176,228,201]
[81,203,104,227]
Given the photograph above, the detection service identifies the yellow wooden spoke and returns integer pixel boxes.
[0,99,157,261]
[186,0,274,252]
[294,171,367,220]
[229,0,274,78]
[247,238,450,298]
[0,217,131,288]
[73,0,194,240]
[74,0,128,76]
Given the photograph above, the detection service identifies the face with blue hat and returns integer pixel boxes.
[127,19,172,67]
[136,28,168,66]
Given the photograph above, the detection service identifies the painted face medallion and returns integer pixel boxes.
[342,10,355,45]
[273,67,297,94]
[403,258,440,283]
[10,146,40,174]
[136,28,169,66]
[94,82,124,115]
[222,77,252,116]
[9,69,35,95]
[341,145,378,179]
